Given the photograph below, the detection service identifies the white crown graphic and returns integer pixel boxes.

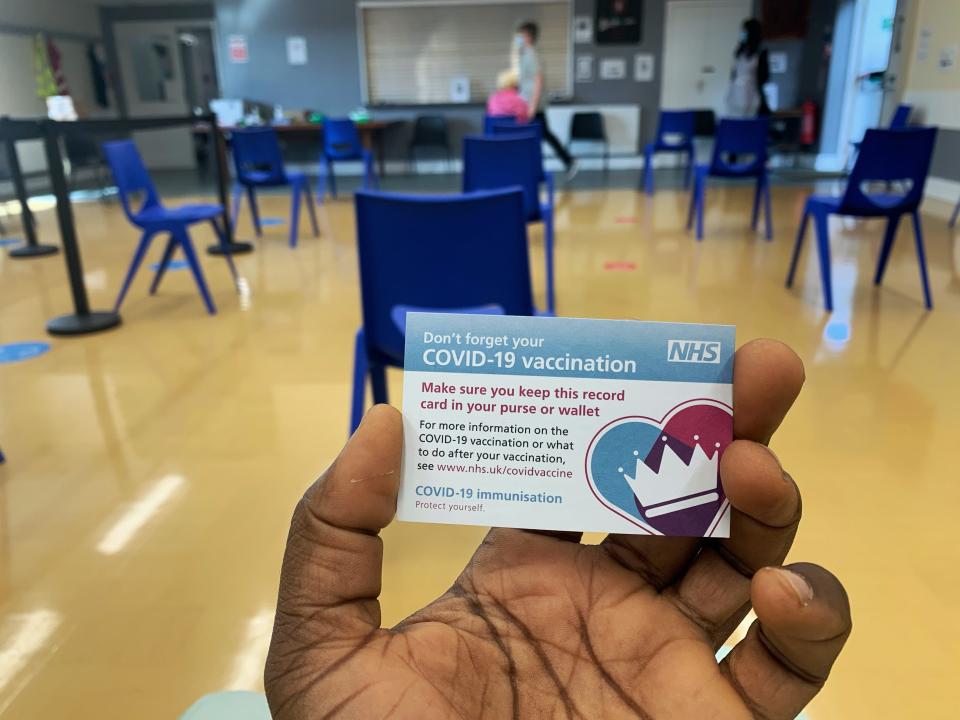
[620,436,720,518]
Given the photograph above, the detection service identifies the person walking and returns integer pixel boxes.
[725,17,770,118]
[515,20,579,179]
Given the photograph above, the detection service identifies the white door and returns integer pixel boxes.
[113,21,197,168]
[661,0,752,116]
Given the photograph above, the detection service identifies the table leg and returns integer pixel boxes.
[5,135,58,258]
[207,122,253,256]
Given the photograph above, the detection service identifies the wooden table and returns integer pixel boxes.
[193,120,400,179]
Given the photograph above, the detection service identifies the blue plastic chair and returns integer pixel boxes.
[350,188,534,431]
[487,119,547,179]
[850,103,912,160]
[462,134,556,313]
[102,140,237,315]
[229,128,318,248]
[687,117,771,241]
[318,118,377,199]
[643,110,696,195]
[787,127,938,312]
[484,114,519,134]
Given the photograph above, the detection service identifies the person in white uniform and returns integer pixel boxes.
[726,18,770,118]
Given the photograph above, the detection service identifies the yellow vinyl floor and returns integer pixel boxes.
[0,181,958,718]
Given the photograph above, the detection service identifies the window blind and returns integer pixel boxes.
[360,0,571,105]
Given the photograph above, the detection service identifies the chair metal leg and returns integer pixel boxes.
[543,208,556,314]
[695,173,706,241]
[210,219,239,283]
[369,363,388,405]
[303,179,320,237]
[246,186,262,237]
[684,149,694,189]
[114,230,157,312]
[149,234,177,294]
[350,328,368,434]
[812,208,834,312]
[643,145,654,195]
[686,173,697,230]
[328,159,338,198]
[289,183,301,249]
[786,209,809,287]
[230,183,243,231]
[751,178,762,231]
[763,176,773,241]
[873,215,901,286]
[176,228,216,315]
[911,211,933,309]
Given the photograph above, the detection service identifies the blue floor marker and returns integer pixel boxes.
[260,217,285,226]
[0,237,23,247]
[149,259,191,271]
[0,341,51,363]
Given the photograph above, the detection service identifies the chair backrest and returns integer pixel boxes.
[65,133,103,168]
[230,127,287,185]
[355,188,534,363]
[484,114,518,134]
[708,117,769,177]
[656,110,695,148]
[487,120,545,182]
[412,115,449,146]
[570,112,605,141]
[101,140,161,222]
[462,135,541,221]
[323,118,363,159]
[889,104,912,129]
[839,126,937,215]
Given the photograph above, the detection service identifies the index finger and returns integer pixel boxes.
[733,338,805,444]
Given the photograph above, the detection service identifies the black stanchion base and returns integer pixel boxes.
[9,244,59,258]
[207,241,254,256]
[47,311,122,336]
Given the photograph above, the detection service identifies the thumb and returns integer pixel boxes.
[266,405,402,691]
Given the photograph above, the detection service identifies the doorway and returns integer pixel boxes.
[661,0,753,116]
[112,20,219,169]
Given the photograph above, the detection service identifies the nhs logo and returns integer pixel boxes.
[667,340,721,364]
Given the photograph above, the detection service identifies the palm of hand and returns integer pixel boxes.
[266,342,851,720]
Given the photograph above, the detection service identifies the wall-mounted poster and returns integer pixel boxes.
[595,0,642,45]
[576,55,594,82]
[574,16,593,44]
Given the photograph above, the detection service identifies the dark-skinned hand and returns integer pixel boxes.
[265,339,852,719]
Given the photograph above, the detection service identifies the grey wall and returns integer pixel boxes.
[214,0,693,153]
[213,0,884,161]
[930,129,960,183]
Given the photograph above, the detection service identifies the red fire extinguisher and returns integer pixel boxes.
[801,101,817,147]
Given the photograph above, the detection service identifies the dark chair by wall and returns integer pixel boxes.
[408,115,451,172]
[350,188,534,431]
[64,132,111,194]
[787,126,938,312]
[568,112,608,174]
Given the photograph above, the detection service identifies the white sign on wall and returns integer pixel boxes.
[286,36,308,65]
[574,16,593,44]
[228,35,248,64]
[634,53,654,82]
[576,55,594,82]
[599,58,626,80]
[768,51,788,74]
[450,76,470,102]
[939,44,958,72]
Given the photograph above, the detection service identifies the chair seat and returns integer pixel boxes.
[134,203,223,225]
[653,141,693,153]
[238,170,289,187]
[699,162,764,179]
[807,193,914,217]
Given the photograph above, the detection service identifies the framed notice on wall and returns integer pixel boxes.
[595,0,642,45]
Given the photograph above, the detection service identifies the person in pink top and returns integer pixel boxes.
[486,69,529,123]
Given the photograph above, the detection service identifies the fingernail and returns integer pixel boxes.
[773,568,814,606]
